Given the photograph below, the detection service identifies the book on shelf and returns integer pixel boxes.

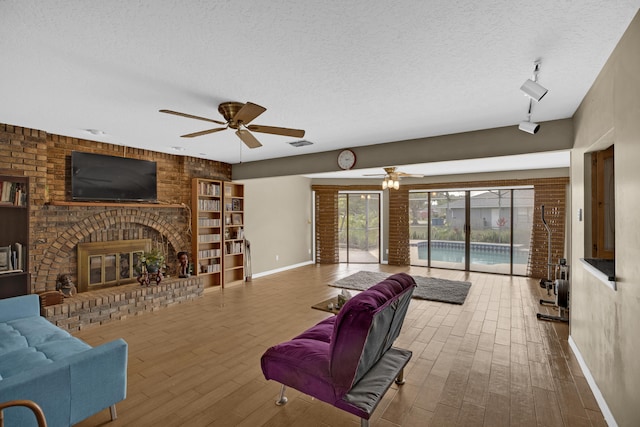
[198,217,221,227]
[0,181,27,206]
[225,241,244,255]
[198,234,221,243]
[198,199,220,211]
[198,181,220,196]
[198,248,221,258]
[0,242,25,272]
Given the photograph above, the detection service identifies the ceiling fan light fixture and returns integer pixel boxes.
[381,176,400,190]
[160,101,305,150]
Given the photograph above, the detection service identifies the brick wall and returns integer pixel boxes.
[530,181,568,279]
[41,276,204,332]
[388,188,410,265]
[1,123,232,293]
[314,188,339,263]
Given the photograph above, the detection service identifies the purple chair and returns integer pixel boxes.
[261,273,416,426]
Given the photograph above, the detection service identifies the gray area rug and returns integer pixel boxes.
[331,271,472,305]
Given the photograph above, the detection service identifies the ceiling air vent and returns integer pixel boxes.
[288,140,313,148]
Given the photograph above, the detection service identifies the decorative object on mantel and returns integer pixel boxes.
[55,273,77,297]
[177,251,191,278]
[136,248,165,286]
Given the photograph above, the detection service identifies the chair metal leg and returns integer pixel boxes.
[360,418,369,427]
[395,367,406,385]
[275,385,288,406]
[109,404,117,421]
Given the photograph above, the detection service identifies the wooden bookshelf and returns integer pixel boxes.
[223,182,245,286]
[0,175,30,298]
[191,178,223,288]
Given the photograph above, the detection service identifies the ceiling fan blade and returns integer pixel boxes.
[363,173,386,177]
[233,102,266,125]
[235,129,263,149]
[159,109,226,125]
[181,127,227,138]
[247,124,305,138]
[397,172,424,178]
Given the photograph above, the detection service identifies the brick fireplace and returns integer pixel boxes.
[34,204,191,293]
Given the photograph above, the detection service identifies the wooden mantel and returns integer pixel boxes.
[46,201,184,208]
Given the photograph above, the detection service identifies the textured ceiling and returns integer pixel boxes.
[1,1,639,174]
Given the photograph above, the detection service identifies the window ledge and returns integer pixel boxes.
[580,258,616,291]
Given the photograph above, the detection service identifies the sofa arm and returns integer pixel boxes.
[0,360,73,427]
[67,338,128,425]
[0,294,40,323]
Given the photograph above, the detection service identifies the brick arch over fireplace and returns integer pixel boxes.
[35,208,190,291]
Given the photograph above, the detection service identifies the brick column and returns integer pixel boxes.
[388,188,410,265]
[530,180,568,279]
[314,189,339,263]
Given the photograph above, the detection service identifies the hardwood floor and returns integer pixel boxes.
[73,264,605,427]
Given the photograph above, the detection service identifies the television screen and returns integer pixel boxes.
[71,151,158,202]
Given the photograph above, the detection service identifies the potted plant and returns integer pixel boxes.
[138,248,165,274]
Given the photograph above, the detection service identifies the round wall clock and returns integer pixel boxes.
[337,149,356,170]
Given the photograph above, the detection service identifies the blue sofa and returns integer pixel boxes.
[0,294,128,427]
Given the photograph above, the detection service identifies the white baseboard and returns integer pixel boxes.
[568,335,617,427]
[250,260,314,279]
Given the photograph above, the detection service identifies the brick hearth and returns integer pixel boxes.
[42,276,204,332]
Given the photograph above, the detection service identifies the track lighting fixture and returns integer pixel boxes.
[518,61,546,134]
[519,118,540,134]
[520,62,547,101]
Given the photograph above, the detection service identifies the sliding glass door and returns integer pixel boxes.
[338,193,380,263]
[469,189,512,274]
[409,188,534,275]
[428,191,466,270]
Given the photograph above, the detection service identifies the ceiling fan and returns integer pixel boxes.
[364,167,424,189]
[160,101,305,149]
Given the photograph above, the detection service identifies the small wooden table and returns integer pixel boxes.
[311,296,342,315]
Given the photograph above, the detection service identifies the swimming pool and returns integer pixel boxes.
[416,242,529,265]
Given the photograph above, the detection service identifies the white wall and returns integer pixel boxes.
[238,175,313,275]
[571,10,640,427]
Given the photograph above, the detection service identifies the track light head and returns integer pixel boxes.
[519,120,540,134]
[521,79,548,102]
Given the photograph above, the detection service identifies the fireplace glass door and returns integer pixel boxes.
[78,240,151,292]
[88,251,142,288]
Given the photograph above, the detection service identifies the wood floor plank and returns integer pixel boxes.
[413,372,448,412]
[70,264,603,427]
[484,392,510,427]
[488,363,510,397]
[430,403,460,427]
[457,401,485,426]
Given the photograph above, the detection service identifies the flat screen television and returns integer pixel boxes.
[71,151,158,202]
